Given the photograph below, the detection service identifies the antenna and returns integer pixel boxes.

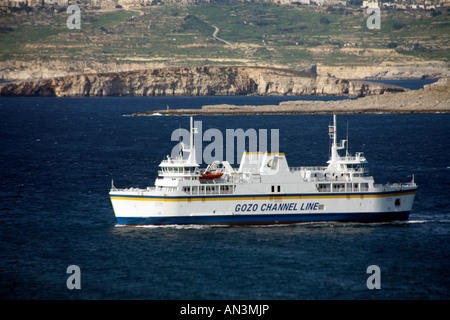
[190,116,194,151]
[178,121,183,157]
[189,116,197,164]
[346,120,349,156]
[328,114,339,162]
[328,119,332,159]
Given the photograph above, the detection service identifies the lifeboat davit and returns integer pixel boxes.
[200,172,223,179]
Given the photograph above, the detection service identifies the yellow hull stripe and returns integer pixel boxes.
[110,190,416,202]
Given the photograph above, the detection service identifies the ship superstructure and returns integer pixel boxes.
[110,116,417,225]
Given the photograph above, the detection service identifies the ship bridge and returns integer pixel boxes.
[325,114,368,177]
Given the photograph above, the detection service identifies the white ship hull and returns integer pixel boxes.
[110,187,416,225]
[110,115,417,226]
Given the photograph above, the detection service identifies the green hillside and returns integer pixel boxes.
[0,2,448,67]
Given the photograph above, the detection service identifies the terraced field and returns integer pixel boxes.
[0,2,448,72]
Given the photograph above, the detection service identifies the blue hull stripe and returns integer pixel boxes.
[116,211,410,225]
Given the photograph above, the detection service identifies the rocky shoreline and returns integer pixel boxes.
[134,77,450,116]
[0,66,406,98]
[1,64,447,115]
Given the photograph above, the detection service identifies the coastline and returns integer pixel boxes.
[0,66,407,98]
[133,78,450,116]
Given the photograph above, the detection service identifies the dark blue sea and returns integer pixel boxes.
[0,85,449,301]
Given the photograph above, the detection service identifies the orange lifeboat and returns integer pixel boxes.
[200,172,223,179]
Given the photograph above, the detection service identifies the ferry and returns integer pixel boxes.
[110,115,417,225]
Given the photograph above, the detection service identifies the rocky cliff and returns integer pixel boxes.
[0,66,406,98]
[317,61,450,80]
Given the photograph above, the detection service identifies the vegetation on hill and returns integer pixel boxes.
[0,2,448,69]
